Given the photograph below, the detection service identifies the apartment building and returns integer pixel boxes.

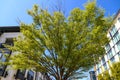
[94,10,120,79]
[0,26,50,80]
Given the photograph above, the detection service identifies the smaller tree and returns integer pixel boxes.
[98,74,104,80]
[103,71,111,80]
[111,62,120,80]
[98,71,111,80]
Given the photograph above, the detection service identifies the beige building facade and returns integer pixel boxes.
[0,26,50,80]
[94,10,120,79]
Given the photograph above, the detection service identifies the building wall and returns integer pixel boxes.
[94,11,120,79]
[0,31,50,80]
[0,32,20,43]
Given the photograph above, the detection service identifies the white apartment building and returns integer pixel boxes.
[94,10,120,79]
[0,26,50,80]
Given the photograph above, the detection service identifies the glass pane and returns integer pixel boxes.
[117,41,120,51]
[102,57,105,64]
[107,50,113,59]
[27,70,34,80]
[113,32,120,44]
[110,26,117,36]
[103,63,107,70]
[110,57,115,63]
[105,44,111,52]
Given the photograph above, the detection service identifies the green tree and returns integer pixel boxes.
[98,74,104,80]
[98,71,111,80]
[103,71,111,80]
[7,1,112,80]
[111,62,120,80]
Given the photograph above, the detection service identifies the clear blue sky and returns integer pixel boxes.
[0,0,120,80]
[0,0,120,26]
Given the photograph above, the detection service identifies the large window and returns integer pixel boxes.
[15,69,26,80]
[103,63,107,70]
[27,70,34,80]
[110,57,115,63]
[97,68,100,74]
[112,32,120,44]
[110,25,117,37]
[97,62,101,69]
[0,52,7,76]
[117,41,120,51]
[107,50,113,59]
[105,44,111,52]
[101,57,105,64]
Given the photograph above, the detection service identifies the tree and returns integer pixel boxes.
[98,74,104,80]
[98,71,111,80]
[103,71,111,80]
[111,62,120,80]
[6,1,112,80]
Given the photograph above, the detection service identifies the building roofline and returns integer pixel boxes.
[0,26,20,33]
[108,9,120,33]
[113,9,120,21]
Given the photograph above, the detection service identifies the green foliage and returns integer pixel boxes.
[6,1,112,80]
[111,62,120,80]
[98,71,111,80]
[98,74,104,80]
[103,71,111,80]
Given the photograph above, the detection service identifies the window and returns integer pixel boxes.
[27,70,34,80]
[0,43,4,48]
[5,38,13,46]
[118,17,120,22]
[117,41,120,51]
[102,57,105,64]
[0,52,6,76]
[110,25,117,36]
[0,50,11,77]
[112,32,120,44]
[105,44,111,52]
[110,57,115,63]
[107,50,113,59]
[15,69,26,80]
[97,68,100,74]
[103,63,107,70]
[97,62,101,68]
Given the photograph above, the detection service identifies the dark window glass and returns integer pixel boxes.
[0,43,5,48]
[27,70,34,80]
[15,69,26,80]
[103,63,107,70]
[110,57,115,63]
[0,52,6,76]
[97,68,100,74]
[118,52,120,57]
[5,38,13,46]
[102,57,105,64]
[0,50,11,77]
[0,65,6,76]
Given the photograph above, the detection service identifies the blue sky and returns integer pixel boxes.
[0,0,120,26]
[0,0,120,80]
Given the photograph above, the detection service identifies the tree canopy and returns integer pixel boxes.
[111,62,120,80]
[6,1,112,80]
